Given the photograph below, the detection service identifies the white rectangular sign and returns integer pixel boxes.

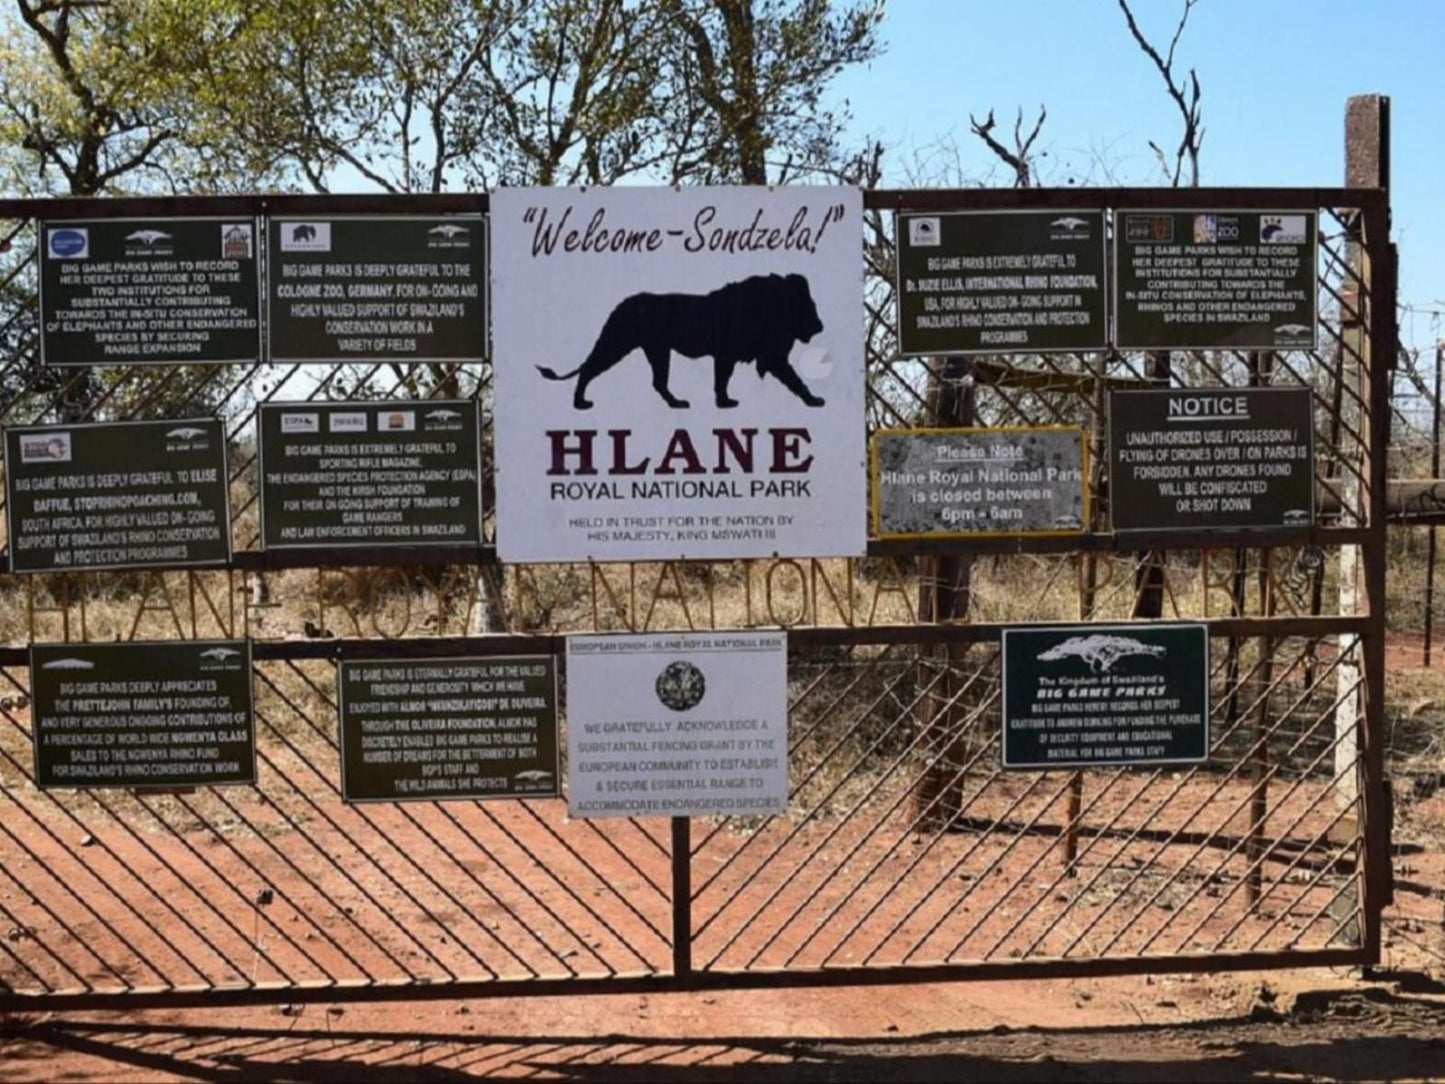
[492,186,866,562]
[566,630,789,818]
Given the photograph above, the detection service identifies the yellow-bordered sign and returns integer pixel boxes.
[870,425,1091,540]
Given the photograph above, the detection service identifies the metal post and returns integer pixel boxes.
[1342,93,1395,961]
[1424,344,1442,665]
[671,816,692,976]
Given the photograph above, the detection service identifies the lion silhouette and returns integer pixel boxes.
[537,273,826,410]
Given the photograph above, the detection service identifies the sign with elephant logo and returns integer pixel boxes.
[491,186,866,562]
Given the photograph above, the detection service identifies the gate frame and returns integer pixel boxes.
[0,182,1392,1012]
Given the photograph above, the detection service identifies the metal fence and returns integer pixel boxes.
[0,185,1392,1010]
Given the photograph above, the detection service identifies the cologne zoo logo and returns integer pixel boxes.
[280,222,331,252]
[47,228,88,259]
[1260,215,1308,244]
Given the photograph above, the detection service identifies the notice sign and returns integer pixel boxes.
[5,418,231,573]
[1115,210,1317,350]
[258,400,481,549]
[896,211,1106,355]
[491,186,866,563]
[1002,623,1209,769]
[39,217,260,366]
[1108,387,1314,532]
[268,216,486,363]
[338,657,558,803]
[31,640,255,789]
[567,631,788,819]
[873,426,1086,538]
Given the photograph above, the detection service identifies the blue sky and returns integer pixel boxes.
[833,0,1444,353]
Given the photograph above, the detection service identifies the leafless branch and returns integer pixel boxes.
[1118,0,1203,186]
[968,105,1046,188]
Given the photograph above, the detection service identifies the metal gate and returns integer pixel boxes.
[0,185,1392,1011]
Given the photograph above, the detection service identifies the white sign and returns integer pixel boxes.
[492,186,866,562]
[566,630,789,818]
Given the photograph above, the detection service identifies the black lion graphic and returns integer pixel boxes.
[537,273,826,410]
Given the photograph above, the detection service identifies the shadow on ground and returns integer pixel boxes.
[3,986,1444,1082]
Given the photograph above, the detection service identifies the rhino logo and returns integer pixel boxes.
[41,657,96,670]
[126,230,171,245]
[1038,635,1166,674]
[425,408,462,421]
[199,647,239,661]
[1051,217,1089,231]
[1275,323,1311,337]
[291,224,316,243]
[515,770,553,783]
[166,426,206,441]
[428,224,468,239]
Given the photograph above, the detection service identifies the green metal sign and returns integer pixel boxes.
[267,216,487,363]
[31,640,255,789]
[895,210,1107,355]
[1108,387,1315,532]
[257,400,482,549]
[338,656,558,803]
[1114,210,1318,350]
[39,218,261,366]
[1002,623,1210,769]
[5,418,231,573]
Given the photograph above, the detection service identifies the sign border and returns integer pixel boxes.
[336,654,560,805]
[256,398,484,551]
[38,216,263,368]
[870,424,1091,540]
[266,214,489,366]
[29,637,257,790]
[1106,385,1317,534]
[1000,621,1211,770]
[3,416,234,574]
[894,208,1109,358]
[1111,208,1320,352]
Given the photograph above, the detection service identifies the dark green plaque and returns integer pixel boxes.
[5,418,231,573]
[1108,387,1314,532]
[31,640,255,789]
[268,216,486,363]
[895,210,1106,355]
[1002,623,1209,769]
[39,218,260,366]
[258,400,481,549]
[339,656,558,802]
[1114,210,1317,349]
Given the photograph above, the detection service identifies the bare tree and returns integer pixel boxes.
[1118,0,1204,187]
[968,105,1047,189]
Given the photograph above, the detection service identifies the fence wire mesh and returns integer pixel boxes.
[0,190,1389,1006]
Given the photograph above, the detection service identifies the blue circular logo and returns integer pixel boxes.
[49,229,86,257]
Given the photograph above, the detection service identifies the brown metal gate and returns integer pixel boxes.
[0,184,1392,1011]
